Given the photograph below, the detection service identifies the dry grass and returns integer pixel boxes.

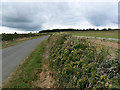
[34,41,55,88]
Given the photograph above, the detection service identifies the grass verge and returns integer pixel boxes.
[2,39,47,88]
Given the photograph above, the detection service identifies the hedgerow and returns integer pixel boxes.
[49,33,120,89]
[2,33,46,41]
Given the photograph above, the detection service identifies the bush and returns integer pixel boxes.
[2,33,42,41]
[49,33,120,89]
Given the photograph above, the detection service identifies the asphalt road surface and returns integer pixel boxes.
[2,36,49,80]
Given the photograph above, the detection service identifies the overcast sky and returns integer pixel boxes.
[0,1,118,33]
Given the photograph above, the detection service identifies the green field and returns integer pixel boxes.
[69,30,119,39]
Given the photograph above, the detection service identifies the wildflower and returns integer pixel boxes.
[100,74,107,80]
[109,84,112,88]
[71,50,74,53]
[88,43,91,46]
[100,75,104,80]
[105,82,109,87]
[79,49,82,51]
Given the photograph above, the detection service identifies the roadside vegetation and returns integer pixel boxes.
[2,33,40,41]
[2,33,120,89]
[48,33,120,88]
[1,33,48,49]
[2,36,42,49]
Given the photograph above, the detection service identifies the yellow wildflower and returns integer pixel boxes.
[100,75,104,80]
[105,82,109,87]
[109,84,112,88]
[71,50,74,53]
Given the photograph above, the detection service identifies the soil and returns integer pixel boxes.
[34,42,55,88]
[76,36,119,49]
[90,39,119,49]
[15,37,29,41]
[35,64,54,88]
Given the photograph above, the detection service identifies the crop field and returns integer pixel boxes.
[69,30,119,39]
[3,33,120,89]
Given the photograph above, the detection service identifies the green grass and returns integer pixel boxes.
[2,39,47,88]
[2,36,44,49]
[69,30,119,39]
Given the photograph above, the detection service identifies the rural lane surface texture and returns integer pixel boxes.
[2,36,49,80]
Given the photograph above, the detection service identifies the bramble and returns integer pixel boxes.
[48,33,120,89]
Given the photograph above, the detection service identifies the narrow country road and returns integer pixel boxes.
[2,36,49,80]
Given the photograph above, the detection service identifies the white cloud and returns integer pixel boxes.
[1,0,119,2]
[0,26,33,34]
[1,2,118,33]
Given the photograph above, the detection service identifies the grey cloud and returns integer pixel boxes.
[0,14,1,26]
[3,16,32,23]
[2,2,44,30]
[86,13,109,26]
[2,22,41,30]
[2,2,118,31]
[83,2,118,26]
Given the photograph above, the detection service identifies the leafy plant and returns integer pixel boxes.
[49,33,120,89]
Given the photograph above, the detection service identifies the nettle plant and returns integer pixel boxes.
[49,33,120,89]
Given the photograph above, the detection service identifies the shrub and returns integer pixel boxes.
[49,33,120,89]
[2,33,42,41]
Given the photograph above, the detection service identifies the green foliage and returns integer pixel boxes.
[49,33,120,89]
[2,33,44,41]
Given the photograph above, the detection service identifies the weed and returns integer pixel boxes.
[49,33,120,89]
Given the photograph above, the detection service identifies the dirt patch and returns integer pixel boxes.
[34,42,55,88]
[15,37,28,41]
[76,36,119,49]
[43,44,50,60]
[35,64,54,88]
[90,39,119,49]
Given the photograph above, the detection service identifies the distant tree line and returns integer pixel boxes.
[1,28,119,41]
[39,28,119,33]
